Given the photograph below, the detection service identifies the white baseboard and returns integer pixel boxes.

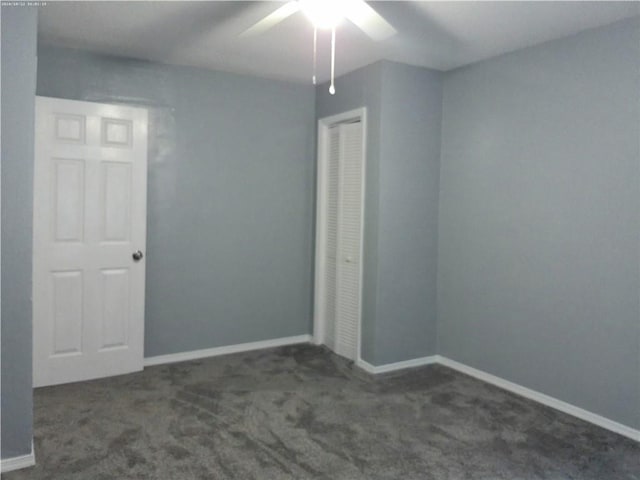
[1,441,35,473]
[354,353,639,442]
[356,355,438,374]
[143,334,312,367]
[436,356,640,442]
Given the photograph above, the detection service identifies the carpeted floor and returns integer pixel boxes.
[5,344,639,480]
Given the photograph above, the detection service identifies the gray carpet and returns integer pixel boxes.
[5,344,639,480]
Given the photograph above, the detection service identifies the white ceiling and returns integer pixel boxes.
[38,1,640,84]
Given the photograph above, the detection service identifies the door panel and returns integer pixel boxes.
[324,126,341,352]
[100,268,130,350]
[53,159,85,242]
[34,96,147,387]
[334,122,363,361]
[51,270,83,356]
[102,161,132,241]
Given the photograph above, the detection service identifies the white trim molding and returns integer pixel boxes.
[354,354,639,442]
[143,335,312,367]
[437,356,640,442]
[356,356,438,375]
[1,441,35,473]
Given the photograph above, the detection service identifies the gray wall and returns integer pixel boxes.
[375,62,442,364]
[438,17,640,428]
[1,6,38,459]
[37,46,316,357]
[317,61,442,364]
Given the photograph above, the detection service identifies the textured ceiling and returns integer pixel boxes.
[38,1,640,83]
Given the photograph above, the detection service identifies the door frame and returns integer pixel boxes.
[313,107,367,362]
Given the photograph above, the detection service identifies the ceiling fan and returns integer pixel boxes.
[241,0,397,94]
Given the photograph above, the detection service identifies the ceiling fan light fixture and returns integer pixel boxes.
[299,0,344,29]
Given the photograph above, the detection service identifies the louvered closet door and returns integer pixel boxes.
[334,122,363,360]
[323,121,363,361]
[324,126,341,352]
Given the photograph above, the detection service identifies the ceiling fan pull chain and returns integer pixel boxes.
[312,26,318,85]
[329,27,336,95]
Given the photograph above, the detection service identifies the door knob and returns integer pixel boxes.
[132,250,144,261]
[345,256,353,263]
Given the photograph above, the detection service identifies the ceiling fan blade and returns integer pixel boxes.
[240,1,300,37]
[343,0,396,42]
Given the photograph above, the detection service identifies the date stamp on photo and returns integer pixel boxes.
[1,1,48,6]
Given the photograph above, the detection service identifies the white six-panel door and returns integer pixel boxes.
[33,96,148,387]
[315,115,365,362]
